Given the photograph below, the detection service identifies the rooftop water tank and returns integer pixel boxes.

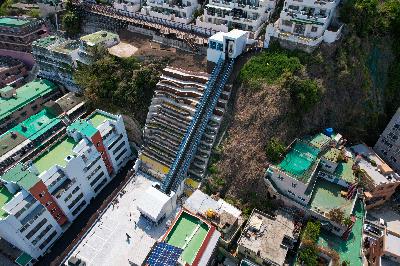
[324,128,334,137]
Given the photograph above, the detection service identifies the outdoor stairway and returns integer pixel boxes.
[161,57,235,193]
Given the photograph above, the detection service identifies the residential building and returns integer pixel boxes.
[0,94,85,176]
[32,31,120,92]
[382,231,400,265]
[237,209,300,266]
[363,220,386,266]
[374,107,400,173]
[113,0,141,13]
[0,17,47,53]
[196,0,277,35]
[184,189,244,246]
[139,67,231,181]
[0,109,132,259]
[141,0,200,24]
[264,132,359,237]
[265,0,342,52]
[146,209,221,265]
[351,144,400,210]
[0,79,61,135]
[0,56,28,89]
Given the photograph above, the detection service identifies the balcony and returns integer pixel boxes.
[52,178,75,199]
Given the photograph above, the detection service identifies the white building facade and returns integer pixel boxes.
[141,0,200,24]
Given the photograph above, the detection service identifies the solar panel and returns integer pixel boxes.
[147,242,183,266]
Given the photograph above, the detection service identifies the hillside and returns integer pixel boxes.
[203,0,400,213]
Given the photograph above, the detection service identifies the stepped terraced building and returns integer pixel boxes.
[196,0,277,35]
[0,79,61,135]
[32,31,120,92]
[265,0,342,52]
[0,110,132,259]
[141,0,200,24]
[0,56,28,89]
[139,67,231,181]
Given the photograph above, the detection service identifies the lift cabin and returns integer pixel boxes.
[207,29,248,70]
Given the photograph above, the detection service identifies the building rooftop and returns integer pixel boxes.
[0,56,23,71]
[0,17,32,27]
[0,131,27,158]
[80,31,119,46]
[0,79,58,121]
[33,137,77,174]
[307,133,332,149]
[309,177,355,217]
[322,148,341,163]
[318,200,364,265]
[0,186,13,219]
[68,120,98,138]
[237,209,296,266]
[163,210,215,265]
[334,158,356,183]
[278,141,320,183]
[54,92,84,113]
[385,232,400,257]
[1,163,40,191]
[88,112,115,128]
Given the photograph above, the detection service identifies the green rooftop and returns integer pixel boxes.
[33,137,77,174]
[15,252,33,266]
[0,79,58,121]
[0,17,32,27]
[318,200,364,265]
[278,141,320,183]
[80,31,119,46]
[0,186,13,219]
[32,35,61,48]
[89,112,115,128]
[307,133,331,149]
[68,119,98,138]
[165,211,210,265]
[334,158,356,184]
[322,148,341,163]
[309,178,355,217]
[1,163,40,191]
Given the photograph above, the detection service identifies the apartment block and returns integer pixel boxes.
[264,132,359,237]
[0,94,85,176]
[32,31,119,92]
[265,0,342,52]
[374,108,400,173]
[350,144,400,209]
[0,110,132,259]
[113,0,141,13]
[0,56,28,89]
[197,0,277,35]
[141,0,200,24]
[0,17,47,53]
[139,67,231,181]
[0,79,61,135]
[237,209,300,266]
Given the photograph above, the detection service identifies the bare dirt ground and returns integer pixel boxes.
[118,30,207,72]
[108,42,138,57]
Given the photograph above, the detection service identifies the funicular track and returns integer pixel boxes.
[161,57,235,193]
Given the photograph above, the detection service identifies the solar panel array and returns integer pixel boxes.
[147,242,183,266]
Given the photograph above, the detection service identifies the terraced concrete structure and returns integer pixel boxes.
[139,67,231,183]
[0,79,61,134]
[0,56,28,89]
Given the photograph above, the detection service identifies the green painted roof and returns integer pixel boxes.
[80,31,118,46]
[334,158,356,184]
[15,252,33,266]
[13,108,61,141]
[308,178,354,217]
[0,79,58,121]
[0,17,32,27]
[278,141,320,183]
[318,200,364,265]
[308,133,331,149]
[33,137,77,174]
[0,186,13,219]
[1,163,40,191]
[0,86,15,94]
[32,35,61,48]
[89,112,115,128]
[68,119,98,138]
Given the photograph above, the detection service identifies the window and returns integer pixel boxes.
[292,183,297,188]
[282,20,292,27]
[39,192,45,198]
[277,175,284,181]
[287,190,295,196]
[45,201,52,207]
[97,142,100,147]
[311,26,318,32]
[217,43,223,51]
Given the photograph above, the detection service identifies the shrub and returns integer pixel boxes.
[302,221,321,243]
[265,137,286,163]
[285,77,322,112]
[298,246,318,266]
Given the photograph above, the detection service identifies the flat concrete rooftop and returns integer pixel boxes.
[65,174,177,266]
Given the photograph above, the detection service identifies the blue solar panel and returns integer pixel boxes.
[147,242,183,266]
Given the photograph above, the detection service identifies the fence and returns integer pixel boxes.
[152,35,207,55]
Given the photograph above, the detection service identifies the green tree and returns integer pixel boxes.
[265,137,286,163]
[298,246,318,266]
[62,11,81,36]
[285,77,321,112]
[302,221,321,243]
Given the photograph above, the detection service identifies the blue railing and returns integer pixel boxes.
[161,57,234,193]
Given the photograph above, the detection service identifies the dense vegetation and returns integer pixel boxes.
[74,48,165,124]
[298,221,321,266]
[265,137,286,163]
[0,0,40,17]
[62,0,82,36]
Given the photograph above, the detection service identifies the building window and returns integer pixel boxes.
[39,192,45,198]
[277,176,284,181]
[97,142,100,147]
[311,26,318,32]
[282,20,292,27]
[292,183,297,188]
[45,201,52,207]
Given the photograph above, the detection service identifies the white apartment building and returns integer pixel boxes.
[374,108,400,173]
[265,0,342,52]
[141,0,200,24]
[113,0,141,13]
[196,0,277,35]
[0,110,132,259]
